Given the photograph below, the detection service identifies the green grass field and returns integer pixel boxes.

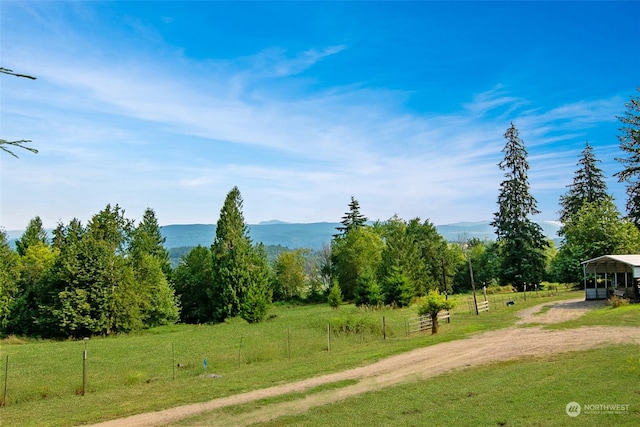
[546,302,640,329]
[232,344,638,427]
[1,288,628,426]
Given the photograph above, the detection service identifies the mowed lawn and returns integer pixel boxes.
[1,289,636,426]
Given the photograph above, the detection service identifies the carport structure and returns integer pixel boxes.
[581,255,640,301]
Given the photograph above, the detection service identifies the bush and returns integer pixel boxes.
[415,290,456,334]
[328,281,343,309]
[607,296,629,308]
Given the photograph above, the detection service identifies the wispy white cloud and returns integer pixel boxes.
[0,4,629,229]
[239,45,347,78]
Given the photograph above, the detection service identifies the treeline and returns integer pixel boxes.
[0,187,471,339]
[0,187,276,338]
[0,206,179,338]
[2,89,640,338]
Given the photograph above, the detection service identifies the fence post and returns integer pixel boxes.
[382,316,386,340]
[82,350,87,396]
[2,355,7,406]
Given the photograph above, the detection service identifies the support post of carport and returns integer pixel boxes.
[583,262,588,300]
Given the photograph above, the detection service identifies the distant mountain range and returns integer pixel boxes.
[158,220,561,250]
[5,220,561,251]
[160,222,340,250]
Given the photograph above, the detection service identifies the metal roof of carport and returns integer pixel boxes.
[582,255,640,274]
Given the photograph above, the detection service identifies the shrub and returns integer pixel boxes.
[415,290,456,334]
[607,296,629,308]
[328,281,343,309]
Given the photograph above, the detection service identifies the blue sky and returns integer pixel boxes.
[1,1,639,231]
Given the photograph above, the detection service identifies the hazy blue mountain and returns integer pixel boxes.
[159,220,561,250]
[435,220,561,243]
[160,222,340,250]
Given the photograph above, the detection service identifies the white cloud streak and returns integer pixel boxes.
[0,6,627,230]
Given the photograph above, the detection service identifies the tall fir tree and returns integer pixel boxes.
[210,187,271,322]
[130,208,179,326]
[559,142,609,228]
[335,196,368,236]
[130,208,171,274]
[614,87,640,227]
[490,123,548,289]
[15,216,49,256]
[552,197,640,283]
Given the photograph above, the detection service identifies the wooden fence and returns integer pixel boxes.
[477,300,489,313]
[406,311,450,335]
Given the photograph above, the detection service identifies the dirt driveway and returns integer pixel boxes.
[87,298,640,427]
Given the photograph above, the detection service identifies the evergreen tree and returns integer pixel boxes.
[130,208,180,326]
[614,87,640,226]
[0,230,21,334]
[174,245,214,323]
[15,216,49,256]
[559,142,609,227]
[552,197,640,283]
[130,208,171,275]
[376,216,452,299]
[239,244,272,323]
[353,269,380,307]
[381,266,414,307]
[210,187,271,322]
[405,218,451,295]
[335,196,368,236]
[41,219,85,337]
[134,253,180,327]
[491,123,548,289]
[7,243,58,336]
[86,204,133,255]
[44,208,143,337]
[377,216,416,288]
[327,280,342,309]
[51,227,112,337]
[331,226,384,300]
